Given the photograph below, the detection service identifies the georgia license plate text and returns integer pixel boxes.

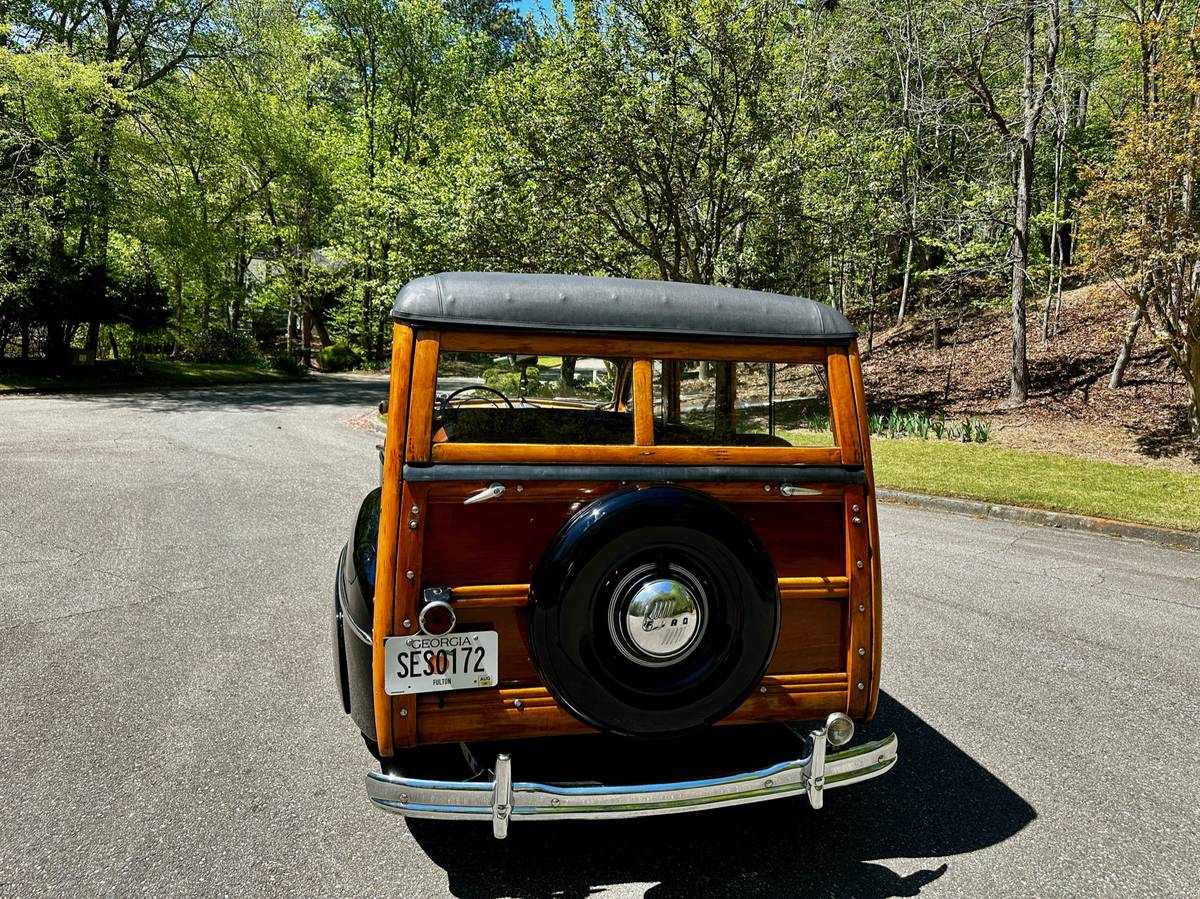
[383,631,498,695]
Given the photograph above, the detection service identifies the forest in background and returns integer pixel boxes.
[2,0,1200,437]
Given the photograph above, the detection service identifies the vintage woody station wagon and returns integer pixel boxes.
[332,272,897,837]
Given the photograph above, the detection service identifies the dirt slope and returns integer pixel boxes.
[859,282,1199,471]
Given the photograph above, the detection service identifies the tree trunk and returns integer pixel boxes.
[714,362,737,438]
[897,232,915,327]
[1043,118,1065,342]
[1109,297,1146,389]
[311,306,331,348]
[1009,138,1034,405]
[84,105,120,366]
[172,267,183,356]
[662,360,682,424]
[83,321,101,365]
[866,254,878,355]
[560,356,577,391]
[1188,344,1200,437]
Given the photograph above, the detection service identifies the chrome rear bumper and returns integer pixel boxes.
[365,717,898,838]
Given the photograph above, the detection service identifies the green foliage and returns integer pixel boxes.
[483,364,556,397]
[268,353,306,376]
[0,0,1193,439]
[180,327,263,364]
[316,343,363,372]
[868,407,990,444]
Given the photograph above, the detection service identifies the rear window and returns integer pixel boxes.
[653,360,836,448]
[434,351,636,445]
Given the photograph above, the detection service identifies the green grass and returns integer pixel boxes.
[140,360,294,385]
[773,427,836,447]
[872,438,1200,532]
[0,360,299,393]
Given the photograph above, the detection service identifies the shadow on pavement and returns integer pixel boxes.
[407,693,1035,899]
[52,374,390,415]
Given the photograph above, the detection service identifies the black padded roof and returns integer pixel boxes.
[391,272,856,343]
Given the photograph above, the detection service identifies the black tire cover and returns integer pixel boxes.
[528,486,780,738]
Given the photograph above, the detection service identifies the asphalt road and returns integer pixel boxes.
[1,377,1197,898]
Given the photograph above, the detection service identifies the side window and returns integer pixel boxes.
[653,360,836,448]
[433,350,636,445]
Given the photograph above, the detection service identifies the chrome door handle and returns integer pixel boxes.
[780,484,821,497]
[464,483,505,505]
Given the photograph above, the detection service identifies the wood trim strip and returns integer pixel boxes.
[849,340,883,718]
[446,577,849,609]
[778,576,849,599]
[431,443,843,466]
[371,324,414,757]
[845,484,872,718]
[405,331,440,464]
[633,359,654,446]
[439,329,833,363]
[451,584,529,609]
[826,349,863,465]
[389,480,428,747]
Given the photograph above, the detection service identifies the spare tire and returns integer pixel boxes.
[528,486,780,738]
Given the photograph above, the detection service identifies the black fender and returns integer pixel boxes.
[333,488,381,741]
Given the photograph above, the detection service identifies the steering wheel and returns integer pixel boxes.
[438,385,515,417]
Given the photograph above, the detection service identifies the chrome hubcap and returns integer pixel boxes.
[609,564,706,666]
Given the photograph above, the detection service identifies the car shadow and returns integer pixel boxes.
[407,693,1035,898]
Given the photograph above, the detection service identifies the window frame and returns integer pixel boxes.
[406,330,862,466]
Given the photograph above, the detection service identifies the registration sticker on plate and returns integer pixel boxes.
[383,631,498,696]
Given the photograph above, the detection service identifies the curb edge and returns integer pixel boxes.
[876,488,1199,552]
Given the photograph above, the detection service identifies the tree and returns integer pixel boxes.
[1081,37,1200,436]
[956,0,1062,405]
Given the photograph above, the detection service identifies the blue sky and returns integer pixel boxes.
[511,0,572,17]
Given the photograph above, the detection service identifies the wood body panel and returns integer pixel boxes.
[414,675,850,745]
[451,586,846,687]
[419,489,846,587]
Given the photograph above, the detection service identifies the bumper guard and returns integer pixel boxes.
[365,716,898,838]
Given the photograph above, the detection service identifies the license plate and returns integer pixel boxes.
[383,631,498,696]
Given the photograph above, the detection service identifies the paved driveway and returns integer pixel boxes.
[1,378,1196,897]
